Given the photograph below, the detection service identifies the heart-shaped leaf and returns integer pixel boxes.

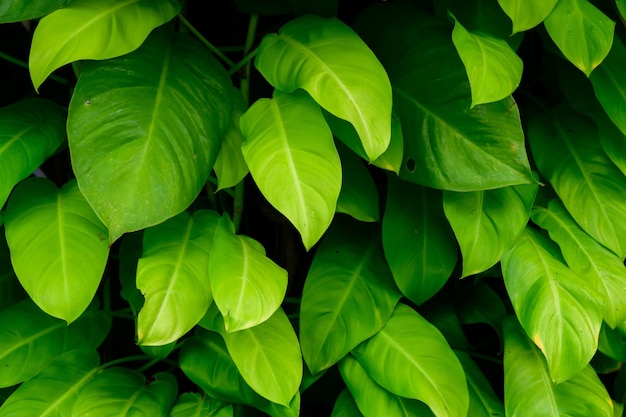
[528,105,626,257]
[503,316,613,417]
[240,91,341,250]
[300,217,401,374]
[443,182,537,278]
[496,0,557,33]
[0,98,65,209]
[136,210,220,346]
[0,0,73,22]
[543,0,615,76]
[501,228,603,383]
[383,176,457,305]
[352,303,469,417]
[5,178,109,323]
[29,0,180,90]
[209,214,287,332]
[169,392,233,417]
[68,28,232,243]
[255,15,392,161]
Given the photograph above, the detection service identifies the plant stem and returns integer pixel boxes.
[178,14,235,68]
[227,47,258,76]
[0,50,69,85]
[100,355,153,369]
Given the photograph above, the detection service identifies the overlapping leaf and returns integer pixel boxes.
[255,15,392,161]
[352,303,469,417]
[455,351,505,417]
[300,218,401,374]
[0,0,73,22]
[501,228,603,382]
[528,105,626,257]
[443,183,536,278]
[209,214,287,332]
[383,176,457,305]
[330,389,364,417]
[136,210,220,346]
[503,317,613,417]
[29,0,180,90]
[543,0,615,76]
[4,178,109,323]
[0,98,65,209]
[335,142,379,222]
[169,393,233,417]
[496,0,557,33]
[353,2,534,191]
[0,229,24,311]
[68,28,232,242]
[240,91,341,250]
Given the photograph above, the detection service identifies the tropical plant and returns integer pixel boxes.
[1,0,626,416]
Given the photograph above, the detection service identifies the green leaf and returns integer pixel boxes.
[339,355,435,417]
[0,228,25,311]
[240,91,341,250]
[501,227,603,383]
[383,176,457,305]
[503,316,613,417]
[335,142,379,223]
[169,392,233,417]
[118,231,144,317]
[4,178,109,323]
[451,15,523,107]
[543,0,615,76]
[255,15,392,161]
[454,351,505,417]
[0,0,73,22]
[136,210,220,346]
[353,3,534,191]
[0,299,110,388]
[598,321,626,363]
[453,281,507,342]
[209,214,287,332]
[214,89,249,191]
[352,303,469,417]
[300,217,401,374]
[528,105,626,257]
[0,349,99,417]
[443,183,536,278]
[0,98,65,209]
[29,0,180,90]
[532,200,626,328]
[68,28,232,243]
[496,0,557,33]
[330,389,364,417]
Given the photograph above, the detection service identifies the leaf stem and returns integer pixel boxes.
[100,355,153,369]
[178,14,235,68]
[0,50,69,85]
[228,47,258,76]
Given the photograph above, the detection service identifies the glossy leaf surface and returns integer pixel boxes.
[29,0,180,90]
[590,36,626,136]
[5,178,108,323]
[352,303,469,417]
[240,91,341,250]
[452,16,523,106]
[528,105,626,257]
[136,210,219,346]
[255,15,392,161]
[501,228,603,382]
[443,183,536,278]
[214,89,249,191]
[503,317,613,417]
[383,176,456,304]
[543,0,615,76]
[0,98,65,209]
[335,142,379,223]
[0,0,73,22]
[496,0,558,33]
[300,218,401,374]
[68,28,232,242]
[209,214,287,332]
[168,392,233,417]
[353,3,534,191]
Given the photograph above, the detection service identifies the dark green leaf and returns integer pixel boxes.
[169,392,233,417]
[455,351,505,417]
[335,142,379,223]
[591,35,626,137]
[0,0,73,22]
[0,228,25,311]
[330,389,364,417]
[454,281,507,341]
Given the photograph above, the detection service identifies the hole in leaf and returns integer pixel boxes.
[406,158,416,172]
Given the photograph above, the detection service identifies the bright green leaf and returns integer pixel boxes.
[0,98,65,209]
[240,91,341,250]
[68,28,232,243]
[29,0,180,90]
[501,228,603,383]
[496,0,557,33]
[443,183,536,278]
[452,16,523,107]
[383,176,457,305]
[169,392,233,417]
[300,217,401,374]
[330,389,364,417]
[352,303,469,417]
[353,3,534,190]
[0,349,99,417]
[136,210,220,346]
[5,178,108,323]
[543,0,615,76]
[335,142,379,222]
[255,15,392,161]
[209,214,287,332]
[0,0,73,22]
[214,89,249,191]
[503,316,613,417]
[454,350,505,417]
[528,105,626,257]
